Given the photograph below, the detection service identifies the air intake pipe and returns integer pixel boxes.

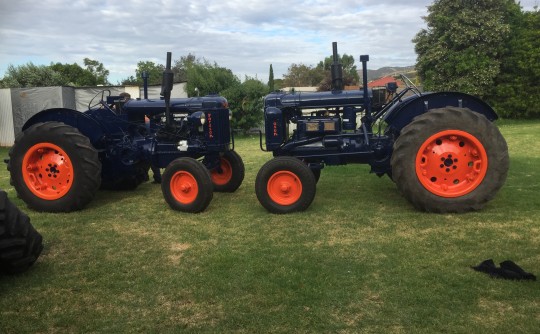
[331,42,343,91]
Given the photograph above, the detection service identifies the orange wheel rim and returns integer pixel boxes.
[170,171,199,204]
[22,142,74,200]
[267,171,302,205]
[211,158,232,186]
[416,130,488,198]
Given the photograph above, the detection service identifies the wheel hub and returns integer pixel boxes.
[180,183,192,193]
[279,182,291,193]
[170,171,198,204]
[416,130,488,198]
[22,143,74,200]
[267,171,302,205]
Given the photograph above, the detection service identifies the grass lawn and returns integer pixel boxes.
[1,120,539,333]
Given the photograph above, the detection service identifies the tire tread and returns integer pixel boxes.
[0,190,43,274]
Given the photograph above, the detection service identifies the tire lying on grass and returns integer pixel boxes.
[0,190,43,275]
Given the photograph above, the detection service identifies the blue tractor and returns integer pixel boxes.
[7,52,244,213]
[255,43,509,213]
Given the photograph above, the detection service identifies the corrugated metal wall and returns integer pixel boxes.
[139,83,187,99]
[74,87,125,111]
[10,87,68,135]
[0,88,15,146]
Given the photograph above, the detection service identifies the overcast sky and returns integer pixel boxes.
[0,0,538,84]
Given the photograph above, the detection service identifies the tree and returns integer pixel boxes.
[184,60,240,97]
[83,58,110,85]
[49,62,96,86]
[173,53,197,83]
[268,64,275,92]
[0,63,65,88]
[413,0,521,97]
[488,9,540,118]
[121,61,164,86]
[280,53,359,90]
[282,63,324,87]
[273,78,284,90]
[316,53,359,91]
[181,59,265,132]
[1,59,111,88]
[222,77,267,133]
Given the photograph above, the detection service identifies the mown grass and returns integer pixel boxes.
[1,121,539,333]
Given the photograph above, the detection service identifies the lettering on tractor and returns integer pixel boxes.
[207,112,214,139]
[6,52,244,213]
[255,42,509,214]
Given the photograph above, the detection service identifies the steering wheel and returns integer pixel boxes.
[88,90,111,109]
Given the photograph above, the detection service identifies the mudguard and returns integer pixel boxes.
[383,92,498,132]
[22,108,105,146]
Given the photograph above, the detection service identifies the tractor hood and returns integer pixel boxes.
[264,89,370,110]
[123,95,229,117]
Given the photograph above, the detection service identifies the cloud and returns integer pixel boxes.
[0,0,537,84]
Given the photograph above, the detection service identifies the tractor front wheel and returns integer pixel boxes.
[255,157,316,214]
[210,151,245,192]
[8,122,101,212]
[391,107,509,213]
[161,158,213,213]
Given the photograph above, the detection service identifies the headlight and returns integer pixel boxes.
[200,112,206,125]
[188,111,206,126]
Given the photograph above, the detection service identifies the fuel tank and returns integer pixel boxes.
[264,89,369,110]
[123,95,229,118]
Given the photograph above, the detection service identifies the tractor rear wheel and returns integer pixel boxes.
[162,158,213,213]
[255,156,316,214]
[391,107,509,213]
[0,190,43,274]
[8,122,101,212]
[210,151,245,192]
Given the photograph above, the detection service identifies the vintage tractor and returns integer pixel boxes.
[7,52,244,213]
[255,42,509,213]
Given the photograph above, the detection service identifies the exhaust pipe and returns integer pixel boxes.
[160,52,174,126]
[331,42,343,91]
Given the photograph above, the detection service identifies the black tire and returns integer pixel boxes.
[161,158,213,213]
[8,122,101,212]
[311,168,321,183]
[0,190,43,275]
[210,151,245,192]
[255,156,317,214]
[391,107,509,213]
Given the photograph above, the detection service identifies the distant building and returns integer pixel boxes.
[367,76,403,88]
[280,86,318,93]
